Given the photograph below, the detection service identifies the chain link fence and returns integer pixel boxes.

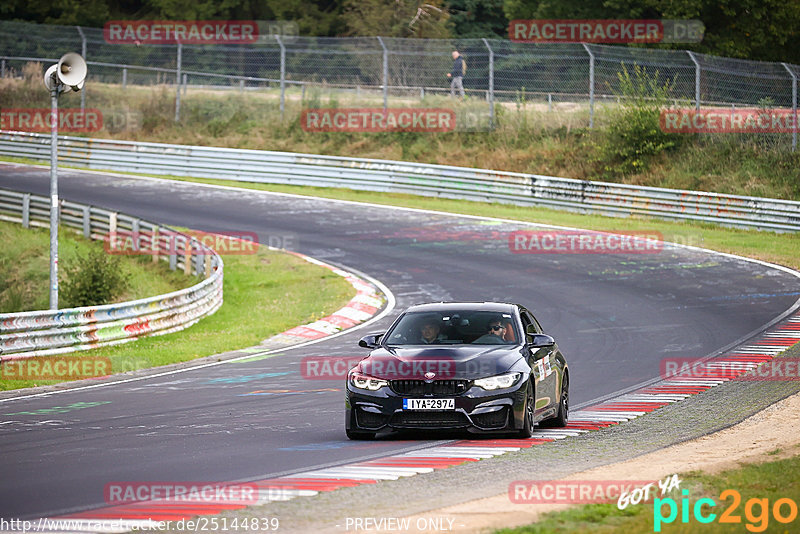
[0,19,797,148]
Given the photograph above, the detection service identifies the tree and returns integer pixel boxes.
[502,0,800,64]
[343,0,452,38]
[446,0,508,38]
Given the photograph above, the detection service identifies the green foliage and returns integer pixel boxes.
[598,64,683,177]
[447,0,508,38]
[342,0,452,37]
[60,248,130,308]
[502,0,800,64]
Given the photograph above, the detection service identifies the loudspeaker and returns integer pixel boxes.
[56,53,87,91]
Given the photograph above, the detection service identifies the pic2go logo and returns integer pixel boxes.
[654,489,798,532]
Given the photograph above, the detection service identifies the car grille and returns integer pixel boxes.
[471,408,509,429]
[390,411,469,428]
[390,379,471,396]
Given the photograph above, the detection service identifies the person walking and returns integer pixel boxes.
[447,50,465,99]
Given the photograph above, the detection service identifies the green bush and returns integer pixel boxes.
[599,64,684,177]
[60,248,130,308]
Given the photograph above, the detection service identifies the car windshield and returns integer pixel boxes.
[383,310,520,346]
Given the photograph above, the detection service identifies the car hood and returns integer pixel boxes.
[356,345,523,380]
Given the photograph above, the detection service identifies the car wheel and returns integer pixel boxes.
[516,380,534,438]
[541,373,569,428]
[346,428,376,440]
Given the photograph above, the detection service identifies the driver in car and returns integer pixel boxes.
[473,316,509,344]
[419,320,445,344]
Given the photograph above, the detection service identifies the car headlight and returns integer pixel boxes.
[473,372,521,390]
[350,372,389,391]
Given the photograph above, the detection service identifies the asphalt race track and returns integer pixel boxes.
[1,164,798,520]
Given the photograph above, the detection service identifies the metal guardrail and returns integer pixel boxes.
[1,131,799,232]
[0,186,224,359]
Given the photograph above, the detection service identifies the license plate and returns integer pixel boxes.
[402,398,455,410]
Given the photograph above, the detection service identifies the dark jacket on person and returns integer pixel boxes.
[451,56,465,78]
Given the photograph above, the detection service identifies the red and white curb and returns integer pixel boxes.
[27,313,799,532]
[261,252,385,345]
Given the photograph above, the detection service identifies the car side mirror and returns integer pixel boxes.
[528,334,555,348]
[358,333,383,349]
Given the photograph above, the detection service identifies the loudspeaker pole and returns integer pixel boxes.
[49,79,59,310]
[43,53,87,310]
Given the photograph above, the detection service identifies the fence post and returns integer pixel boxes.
[482,38,495,129]
[76,26,87,113]
[687,51,701,111]
[581,43,595,128]
[122,67,127,89]
[175,42,182,122]
[782,63,797,152]
[377,36,388,111]
[2,59,6,78]
[276,35,286,120]
[22,193,30,228]
[183,73,188,95]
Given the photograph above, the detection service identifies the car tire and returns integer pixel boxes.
[541,373,569,428]
[516,380,534,438]
[346,428,376,440]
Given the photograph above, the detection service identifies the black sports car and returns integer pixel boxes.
[345,302,569,439]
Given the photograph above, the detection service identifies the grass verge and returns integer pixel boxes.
[2,73,799,200]
[0,221,355,391]
[496,450,800,533]
[0,219,192,313]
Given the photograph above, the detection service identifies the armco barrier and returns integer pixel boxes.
[0,187,223,359]
[1,132,799,231]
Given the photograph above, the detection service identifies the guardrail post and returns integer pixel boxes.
[581,43,595,128]
[687,51,701,111]
[131,219,140,252]
[377,37,388,111]
[482,38,495,129]
[152,227,160,263]
[183,237,192,275]
[76,26,87,113]
[194,246,203,276]
[276,35,286,120]
[22,193,30,228]
[782,63,797,152]
[175,42,182,122]
[82,205,90,237]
